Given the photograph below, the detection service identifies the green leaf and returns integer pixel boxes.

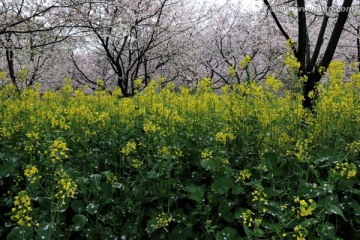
[234,208,244,219]
[36,222,56,240]
[69,214,88,231]
[260,220,280,232]
[326,204,346,220]
[318,194,339,206]
[212,177,233,195]
[243,224,253,238]
[216,227,238,240]
[89,174,102,185]
[36,197,52,218]
[297,181,326,198]
[0,162,15,178]
[316,222,336,239]
[232,185,244,195]
[99,227,118,240]
[6,227,33,240]
[263,152,285,177]
[146,219,159,234]
[71,200,85,213]
[86,203,100,215]
[170,224,193,240]
[313,149,345,167]
[218,201,234,222]
[200,158,217,171]
[146,169,159,179]
[185,185,205,203]
[300,218,318,228]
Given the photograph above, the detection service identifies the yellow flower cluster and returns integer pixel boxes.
[51,117,70,130]
[293,197,316,217]
[293,225,307,240]
[201,149,212,159]
[242,209,261,227]
[237,169,251,182]
[131,159,143,168]
[264,75,283,93]
[294,139,310,162]
[239,55,252,70]
[347,140,360,154]
[198,77,212,89]
[333,162,357,179]
[50,138,68,162]
[155,212,173,228]
[11,191,37,227]
[286,39,296,49]
[227,65,237,77]
[54,168,77,204]
[251,186,268,206]
[24,131,40,153]
[215,131,235,142]
[284,52,301,72]
[159,146,170,156]
[103,171,119,185]
[24,165,41,184]
[25,131,39,140]
[133,78,143,90]
[121,140,137,156]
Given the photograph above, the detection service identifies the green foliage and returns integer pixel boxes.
[0,62,359,239]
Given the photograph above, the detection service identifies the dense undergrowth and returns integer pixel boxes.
[0,61,360,239]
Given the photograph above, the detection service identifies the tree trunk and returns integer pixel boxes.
[357,25,360,72]
[302,70,321,110]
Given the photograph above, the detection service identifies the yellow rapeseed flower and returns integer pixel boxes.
[239,55,252,70]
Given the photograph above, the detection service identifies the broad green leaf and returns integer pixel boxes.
[89,174,102,185]
[146,169,159,179]
[316,222,336,239]
[70,214,88,231]
[86,203,100,215]
[6,227,33,240]
[318,194,339,206]
[99,227,118,240]
[232,185,244,195]
[185,185,205,203]
[326,204,346,220]
[169,224,193,240]
[297,181,326,198]
[300,218,318,228]
[0,162,15,178]
[216,227,238,240]
[243,224,253,238]
[71,200,85,213]
[36,222,56,240]
[313,149,345,167]
[212,177,233,195]
[200,158,217,171]
[145,219,159,234]
[263,152,277,170]
[234,208,245,219]
[218,201,234,222]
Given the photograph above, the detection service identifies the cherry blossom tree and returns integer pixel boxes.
[262,0,355,109]
[0,0,81,90]
[192,1,287,87]
[69,0,205,96]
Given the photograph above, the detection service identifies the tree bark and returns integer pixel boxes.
[357,25,360,72]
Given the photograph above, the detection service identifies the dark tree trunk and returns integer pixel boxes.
[357,25,360,72]
[5,49,19,92]
[302,70,321,110]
